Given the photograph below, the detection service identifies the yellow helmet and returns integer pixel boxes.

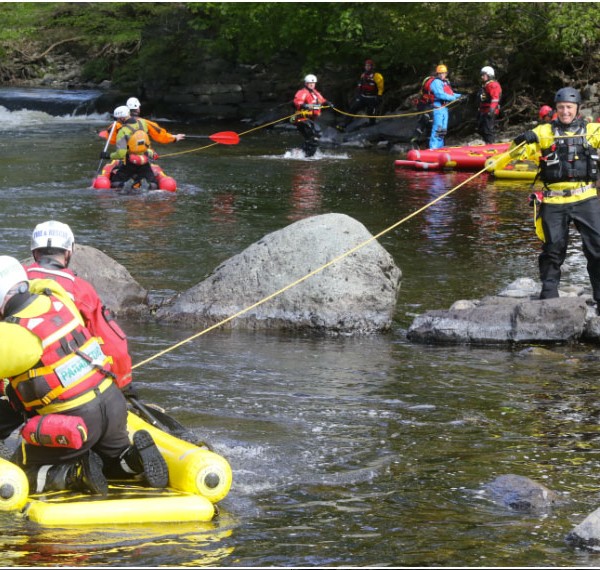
[436,64,448,74]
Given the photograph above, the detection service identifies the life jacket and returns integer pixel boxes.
[358,72,378,96]
[26,263,76,302]
[7,286,113,413]
[25,263,132,390]
[293,87,324,121]
[539,120,599,184]
[419,76,436,105]
[442,80,455,97]
[479,80,502,113]
[126,129,151,155]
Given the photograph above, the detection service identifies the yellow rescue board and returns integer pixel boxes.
[24,491,215,526]
[0,410,233,526]
[127,412,233,503]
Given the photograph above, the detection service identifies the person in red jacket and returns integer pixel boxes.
[25,220,133,391]
[477,66,502,143]
[293,74,334,157]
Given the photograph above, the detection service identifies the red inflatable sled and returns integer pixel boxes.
[93,160,177,192]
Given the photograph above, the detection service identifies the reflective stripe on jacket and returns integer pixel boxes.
[4,281,111,412]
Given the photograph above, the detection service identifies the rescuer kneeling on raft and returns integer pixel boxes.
[0,256,169,495]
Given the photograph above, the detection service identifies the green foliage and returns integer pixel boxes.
[2,2,600,102]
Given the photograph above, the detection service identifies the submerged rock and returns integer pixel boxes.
[156,213,401,333]
[484,474,559,512]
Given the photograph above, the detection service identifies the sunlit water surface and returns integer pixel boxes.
[1,103,600,566]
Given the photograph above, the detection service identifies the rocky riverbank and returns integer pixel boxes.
[11,48,600,149]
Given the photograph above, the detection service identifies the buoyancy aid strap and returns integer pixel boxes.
[40,316,81,350]
[543,183,595,198]
[37,378,113,415]
[542,185,597,205]
[27,266,76,283]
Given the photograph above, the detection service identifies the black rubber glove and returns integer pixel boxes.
[513,131,538,145]
[121,383,139,399]
[301,104,310,110]
[99,151,111,159]
[326,101,335,109]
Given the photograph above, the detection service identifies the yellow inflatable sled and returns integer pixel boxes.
[485,148,539,181]
[0,411,232,527]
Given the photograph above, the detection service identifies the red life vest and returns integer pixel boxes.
[293,87,326,120]
[26,264,76,301]
[8,292,112,413]
[419,76,436,105]
[479,80,502,113]
[358,72,378,95]
[442,80,455,96]
[26,263,132,389]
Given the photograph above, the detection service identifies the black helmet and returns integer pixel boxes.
[554,87,581,105]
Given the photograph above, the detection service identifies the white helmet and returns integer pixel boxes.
[31,221,75,252]
[0,256,27,309]
[481,66,495,77]
[113,105,130,120]
[304,74,317,84]
[126,97,141,110]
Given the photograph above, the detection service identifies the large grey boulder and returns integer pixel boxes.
[407,278,600,345]
[156,213,401,333]
[24,244,148,317]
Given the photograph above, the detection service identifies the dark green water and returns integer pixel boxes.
[1,105,600,566]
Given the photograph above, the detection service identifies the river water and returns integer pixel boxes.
[1,98,600,567]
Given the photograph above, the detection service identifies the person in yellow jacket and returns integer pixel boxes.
[0,256,168,495]
[511,87,600,306]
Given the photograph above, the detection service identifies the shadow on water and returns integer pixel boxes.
[2,102,600,565]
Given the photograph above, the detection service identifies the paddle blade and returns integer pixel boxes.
[209,131,240,145]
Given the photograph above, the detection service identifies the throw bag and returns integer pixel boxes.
[21,414,88,449]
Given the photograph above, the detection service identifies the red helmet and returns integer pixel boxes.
[538,105,553,120]
[365,59,374,67]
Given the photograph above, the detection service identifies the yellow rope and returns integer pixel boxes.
[158,99,463,159]
[331,98,460,120]
[159,113,299,158]
[132,146,516,371]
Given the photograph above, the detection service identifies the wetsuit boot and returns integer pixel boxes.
[34,450,108,495]
[540,281,560,300]
[118,429,169,488]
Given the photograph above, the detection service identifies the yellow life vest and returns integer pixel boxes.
[126,129,151,155]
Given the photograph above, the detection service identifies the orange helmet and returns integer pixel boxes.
[538,105,553,120]
[436,64,448,74]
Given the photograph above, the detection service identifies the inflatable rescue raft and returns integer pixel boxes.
[92,160,177,192]
[484,149,539,181]
[395,143,510,171]
[0,412,232,526]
